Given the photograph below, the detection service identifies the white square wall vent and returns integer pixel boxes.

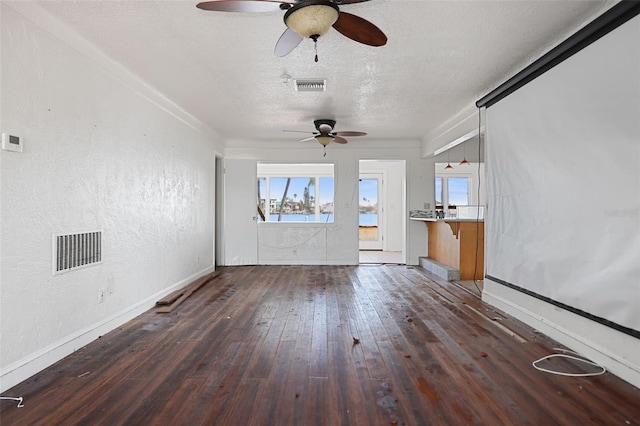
[53,230,102,274]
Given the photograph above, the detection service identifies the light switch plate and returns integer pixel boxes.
[2,133,23,152]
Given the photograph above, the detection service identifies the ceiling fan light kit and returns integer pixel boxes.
[284,1,339,39]
[315,135,335,146]
[196,0,387,59]
[283,118,366,155]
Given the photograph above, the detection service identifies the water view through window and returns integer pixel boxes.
[359,176,379,242]
[257,163,334,223]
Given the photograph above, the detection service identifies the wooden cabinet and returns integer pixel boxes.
[426,220,484,280]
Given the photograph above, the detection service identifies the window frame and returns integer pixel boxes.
[435,163,479,209]
[257,163,335,224]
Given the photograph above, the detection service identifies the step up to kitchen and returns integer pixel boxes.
[419,256,460,281]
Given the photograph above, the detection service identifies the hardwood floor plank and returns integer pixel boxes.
[246,340,297,424]
[216,377,262,426]
[173,341,245,422]
[324,275,372,426]
[302,377,330,426]
[105,339,202,424]
[347,269,394,381]
[245,267,293,379]
[2,265,638,425]
[288,279,315,424]
[308,270,329,379]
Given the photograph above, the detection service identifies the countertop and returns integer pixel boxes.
[409,217,484,222]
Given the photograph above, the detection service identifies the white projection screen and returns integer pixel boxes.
[485,14,639,336]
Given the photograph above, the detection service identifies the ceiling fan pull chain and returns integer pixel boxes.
[323,146,327,157]
[312,34,319,62]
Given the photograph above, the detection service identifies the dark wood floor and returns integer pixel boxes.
[1,265,638,425]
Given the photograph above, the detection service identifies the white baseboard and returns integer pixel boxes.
[0,267,214,393]
[257,260,359,266]
[482,279,640,389]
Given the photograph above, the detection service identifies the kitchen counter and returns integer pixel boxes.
[417,218,484,280]
[410,217,484,222]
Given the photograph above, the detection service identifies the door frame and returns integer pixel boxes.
[215,155,225,267]
[358,159,406,264]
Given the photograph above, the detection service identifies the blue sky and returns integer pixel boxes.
[448,178,469,205]
[436,177,469,205]
[262,177,334,204]
[359,179,378,206]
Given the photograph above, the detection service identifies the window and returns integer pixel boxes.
[447,177,470,206]
[435,176,469,208]
[257,163,334,223]
[435,162,481,210]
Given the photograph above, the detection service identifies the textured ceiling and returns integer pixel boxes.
[22,0,617,146]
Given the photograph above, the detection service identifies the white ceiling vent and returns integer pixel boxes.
[295,79,326,92]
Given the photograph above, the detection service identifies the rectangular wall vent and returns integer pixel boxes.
[295,79,326,92]
[53,231,102,274]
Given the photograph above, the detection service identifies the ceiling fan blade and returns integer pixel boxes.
[332,11,387,47]
[334,131,367,137]
[196,0,289,13]
[339,0,373,3]
[333,136,348,144]
[283,130,315,134]
[275,28,304,57]
[299,136,317,143]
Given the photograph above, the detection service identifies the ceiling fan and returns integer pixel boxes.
[196,0,387,61]
[284,119,367,155]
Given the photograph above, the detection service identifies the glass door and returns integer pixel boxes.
[359,174,383,250]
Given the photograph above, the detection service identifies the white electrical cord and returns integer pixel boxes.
[532,348,606,377]
[0,396,24,407]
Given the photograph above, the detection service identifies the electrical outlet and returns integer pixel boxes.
[424,202,431,209]
[98,289,105,304]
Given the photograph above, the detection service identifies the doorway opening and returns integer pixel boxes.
[215,155,224,267]
[358,160,405,264]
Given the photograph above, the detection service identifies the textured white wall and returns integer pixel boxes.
[224,144,429,265]
[0,5,217,391]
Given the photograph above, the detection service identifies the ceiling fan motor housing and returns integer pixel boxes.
[314,119,336,133]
